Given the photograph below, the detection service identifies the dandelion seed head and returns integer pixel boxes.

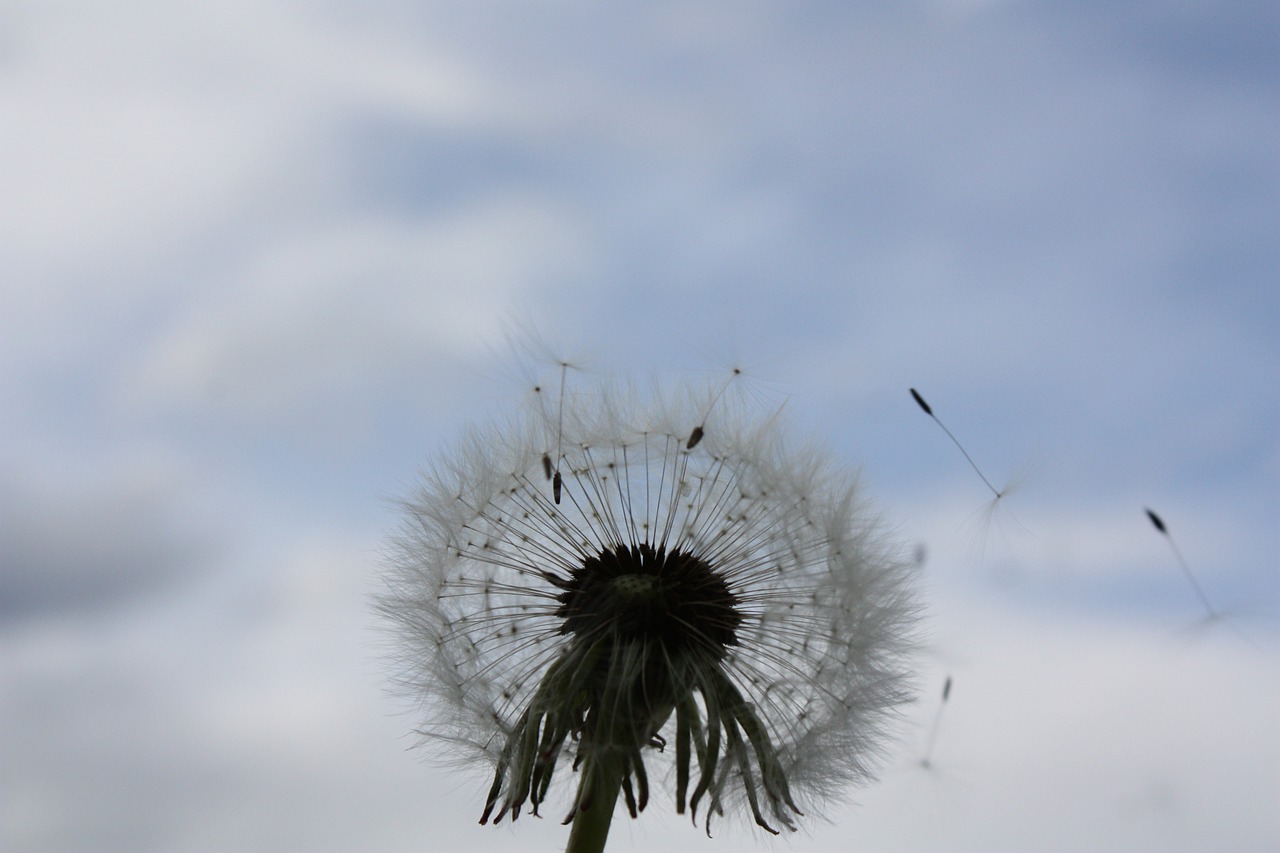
[379,380,919,835]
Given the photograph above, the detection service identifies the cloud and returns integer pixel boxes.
[0,455,220,623]
[852,600,1280,852]
[8,562,1272,852]
[1,0,1275,850]
[123,194,592,424]
[0,0,520,382]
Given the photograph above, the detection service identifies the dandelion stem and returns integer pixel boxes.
[564,759,623,853]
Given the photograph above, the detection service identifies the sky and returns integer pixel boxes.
[2,1,1278,851]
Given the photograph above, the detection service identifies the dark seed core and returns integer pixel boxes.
[554,543,742,655]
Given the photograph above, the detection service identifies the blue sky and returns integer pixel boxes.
[2,1,1277,851]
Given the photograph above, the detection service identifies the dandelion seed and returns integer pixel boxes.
[684,368,743,454]
[549,362,574,504]
[380,382,918,849]
[1145,507,1216,619]
[909,388,1002,500]
[920,675,952,769]
[1145,508,1166,534]
[909,388,933,417]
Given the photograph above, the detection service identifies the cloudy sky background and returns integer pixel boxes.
[3,1,1277,851]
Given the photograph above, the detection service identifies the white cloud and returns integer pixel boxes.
[1,0,519,377]
[5,550,1274,852]
[1,1,1274,850]
[123,194,592,423]
[862,601,1280,853]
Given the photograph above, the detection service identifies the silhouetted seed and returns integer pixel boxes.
[921,674,952,769]
[1145,508,1167,534]
[1145,506,1216,619]
[683,369,742,453]
[909,387,1002,500]
[538,363,572,503]
[913,542,928,568]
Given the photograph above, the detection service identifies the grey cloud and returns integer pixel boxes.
[0,471,217,623]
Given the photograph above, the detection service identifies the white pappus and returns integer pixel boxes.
[378,378,919,840]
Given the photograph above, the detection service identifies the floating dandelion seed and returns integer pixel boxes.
[380,382,918,851]
[909,388,1003,500]
[920,675,952,769]
[1145,508,1217,619]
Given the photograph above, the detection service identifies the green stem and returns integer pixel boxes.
[564,760,622,853]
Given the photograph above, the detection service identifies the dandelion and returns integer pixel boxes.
[379,380,918,852]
